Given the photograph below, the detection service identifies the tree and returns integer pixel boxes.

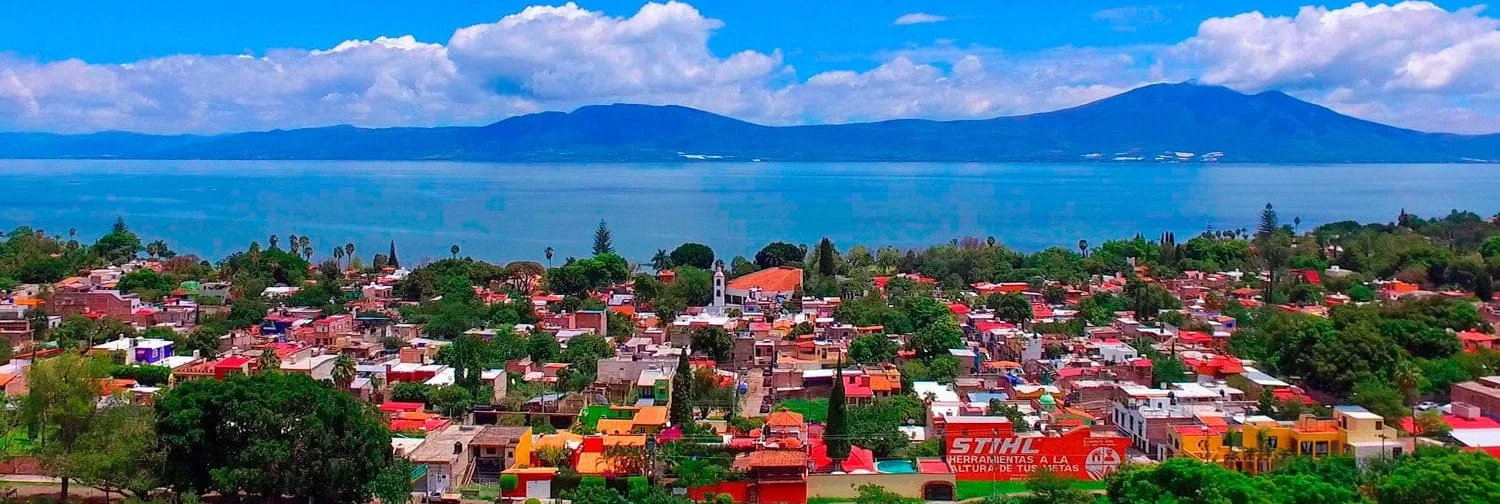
[755,242,803,268]
[848,334,898,365]
[1124,277,1179,322]
[450,244,460,259]
[815,237,838,276]
[987,293,1032,323]
[650,249,673,271]
[1256,203,1292,303]
[430,385,473,418]
[1392,359,1423,405]
[670,353,694,427]
[332,354,357,389]
[690,326,733,362]
[908,316,963,359]
[388,240,401,269]
[1375,449,1500,504]
[72,404,161,499]
[22,354,112,503]
[1352,380,1409,425]
[367,459,414,504]
[527,331,562,362]
[670,243,715,270]
[391,382,434,403]
[256,348,281,373]
[987,400,1028,431]
[155,372,391,503]
[826,363,850,461]
[592,220,614,255]
[1412,410,1452,436]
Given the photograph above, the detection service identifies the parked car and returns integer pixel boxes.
[1416,401,1439,412]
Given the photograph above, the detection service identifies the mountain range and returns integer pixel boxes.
[2,82,1498,163]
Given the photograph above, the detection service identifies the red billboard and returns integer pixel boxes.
[943,418,1129,481]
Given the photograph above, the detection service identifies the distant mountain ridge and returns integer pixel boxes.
[3,83,1498,163]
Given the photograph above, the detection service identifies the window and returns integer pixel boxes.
[1392,447,1403,457]
[1266,437,1278,449]
[1375,421,1384,431]
[1300,441,1313,454]
[1315,441,1329,456]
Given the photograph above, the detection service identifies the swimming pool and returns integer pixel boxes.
[876,460,917,474]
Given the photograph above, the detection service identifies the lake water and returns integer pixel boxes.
[1,160,1497,265]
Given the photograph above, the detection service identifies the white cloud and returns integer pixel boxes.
[2,1,1499,134]
[1175,1,1500,133]
[893,13,948,26]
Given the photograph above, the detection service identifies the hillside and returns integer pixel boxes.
[2,83,1497,162]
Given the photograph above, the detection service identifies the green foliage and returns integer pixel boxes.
[499,473,520,492]
[690,326,734,362]
[848,334,899,365]
[907,311,963,360]
[845,395,924,457]
[825,365,850,460]
[755,242,803,268]
[1374,448,1500,504]
[671,353,694,427]
[1348,284,1376,302]
[670,243,716,270]
[23,353,119,501]
[110,365,172,386]
[391,382,434,403]
[527,331,561,362]
[773,398,828,423]
[669,265,714,306]
[986,293,1032,323]
[225,298,269,329]
[367,459,415,504]
[117,269,174,299]
[430,385,474,418]
[854,484,914,504]
[1079,292,1129,325]
[155,372,391,503]
[1352,379,1409,424]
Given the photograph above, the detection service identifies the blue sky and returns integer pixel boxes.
[2,1,1498,134]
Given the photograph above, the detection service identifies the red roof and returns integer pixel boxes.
[727,266,803,293]
[1459,331,1499,342]
[841,376,873,398]
[1031,304,1054,318]
[214,356,253,369]
[1400,413,1500,433]
[1178,331,1213,344]
[380,402,427,413]
[974,321,1006,333]
[948,303,971,315]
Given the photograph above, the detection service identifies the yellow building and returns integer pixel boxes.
[1170,406,1408,474]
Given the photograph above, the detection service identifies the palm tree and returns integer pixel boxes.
[302,246,313,261]
[545,247,554,267]
[332,354,356,389]
[450,244,460,259]
[333,246,344,267]
[67,228,76,240]
[650,249,671,272]
[344,243,355,264]
[257,348,281,373]
[269,234,279,250]
[1078,239,1089,258]
[1393,360,1422,406]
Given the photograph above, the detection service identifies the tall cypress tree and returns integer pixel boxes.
[670,351,693,427]
[825,359,850,461]
[388,240,400,269]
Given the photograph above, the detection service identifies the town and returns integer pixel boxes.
[1,206,1499,504]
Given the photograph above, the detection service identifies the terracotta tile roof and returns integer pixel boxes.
[727,266,803,292]
[732,450,809,471]
[766,410,805,428]
[632,406,668,427]
[596,419,635,435]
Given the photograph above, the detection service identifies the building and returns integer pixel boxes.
[1451,377,1500,418]
[409,424,481,495]
[726,266,803,305]
[942,416,1130,482]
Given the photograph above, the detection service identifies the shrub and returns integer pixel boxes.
[499,473,519,492]
[628,476,649,499]
[525,499,541,504]
[716,493,735,504]
[580,475,607,488]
